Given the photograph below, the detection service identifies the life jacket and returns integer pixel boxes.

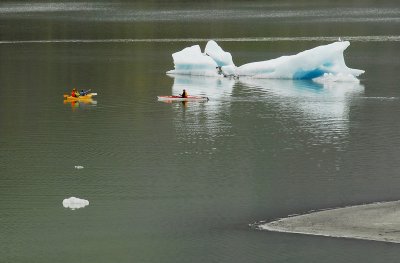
[182,91,188,98]
[71,91,77,97]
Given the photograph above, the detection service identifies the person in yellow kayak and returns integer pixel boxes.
[71,88,80,98]
[181,89,188,98]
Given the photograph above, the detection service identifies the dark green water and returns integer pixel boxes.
[2,1,400,262]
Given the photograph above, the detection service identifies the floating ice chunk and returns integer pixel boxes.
[313,73,360,84]
[236,41,364,80]
[166,45,219,76]
[74,165,84,169]
[204,40,235,67]
[62,197,89,210]
[168,41,365,81]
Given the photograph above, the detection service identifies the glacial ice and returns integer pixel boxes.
[167,45,219,77]
[204,40,235,67]
[235,41,364,79]
[313,72,360,84]
[62,197,89,210]
[167,40,364,81]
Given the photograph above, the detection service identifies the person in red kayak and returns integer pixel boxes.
[71,88,80,97]
[181,89,188,98]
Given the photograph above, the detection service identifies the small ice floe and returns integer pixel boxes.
[62,197,89,210]
[74,165,84,169]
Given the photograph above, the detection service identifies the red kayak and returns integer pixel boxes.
[157,95,209,102]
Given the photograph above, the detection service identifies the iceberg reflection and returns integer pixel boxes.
[239,78,364,141]
[169,74,235,101]
[169,75,235,143]
[168,74,364,145]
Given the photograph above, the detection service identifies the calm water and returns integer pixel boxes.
[2,1,400,262]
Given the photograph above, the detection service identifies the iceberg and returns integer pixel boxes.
[62,197,89,210]
[167,40,364,81]
[313,72,361,84]
[167,45,219,77]
[204,40,235,67]
[235,41,364,79]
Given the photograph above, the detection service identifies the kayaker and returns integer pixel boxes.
[79,89,91,96]
[181,89,188,98]
[71,88,80,98]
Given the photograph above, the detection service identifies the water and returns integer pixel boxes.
[2,1,400,262]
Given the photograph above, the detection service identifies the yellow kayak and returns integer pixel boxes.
[63,93,97,101]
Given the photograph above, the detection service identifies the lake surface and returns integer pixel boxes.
[2,1,400,262]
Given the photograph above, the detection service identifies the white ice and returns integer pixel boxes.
[235,41,363,79]
[313,72,360,84]
[204,40,235,67]
[62,197,89,210]
[167,45,220,77]
[167,40,364,81]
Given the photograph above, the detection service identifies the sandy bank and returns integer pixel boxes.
[260,201,400,243]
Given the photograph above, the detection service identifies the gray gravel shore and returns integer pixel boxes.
[260,201,400,243]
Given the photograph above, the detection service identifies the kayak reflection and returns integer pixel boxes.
[63,99,97,111]
[157,95,209,102]
[63,92,98,110]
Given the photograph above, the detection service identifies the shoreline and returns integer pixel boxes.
[259,200,400,244]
